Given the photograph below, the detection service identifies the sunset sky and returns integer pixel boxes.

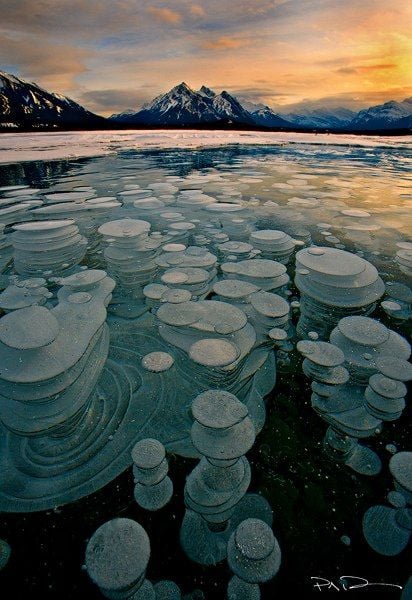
[1,0,411,116]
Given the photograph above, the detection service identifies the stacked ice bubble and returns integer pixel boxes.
[155,298,271,432]
[212,279,260,311]
[216,240,256,263]
[155,246,217,278]
[363,452,412,556]
[0,277,52,312]
[248,291,290,346]
[98,218,160,317]
[227,518,281,600]
[132,438,173,511]
[180,390,272,565]
[396,247,412,278]
[299,315,411,476]
[295,247,385,339]
[0,271,116,510]
[221,259,289,294]
[382,282,412,322]
[12,220,87,277]
[32,196,121,268]
[1,151,411,596]
[249,229,297,264]
[330,316,410,385]
[296,339,382,475]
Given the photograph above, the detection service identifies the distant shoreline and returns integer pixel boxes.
[0,129,410,166]
[1,123,411,136]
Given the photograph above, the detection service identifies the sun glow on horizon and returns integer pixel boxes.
[0,0,410,116]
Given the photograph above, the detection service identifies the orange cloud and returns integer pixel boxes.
[147,6,181,25]
[190,4,205,17]
[202,37,247,50]
[357,63,397,72]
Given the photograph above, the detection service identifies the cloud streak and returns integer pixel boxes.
[147,6,182,25]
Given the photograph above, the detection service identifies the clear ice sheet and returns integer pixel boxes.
[0,141,411,598]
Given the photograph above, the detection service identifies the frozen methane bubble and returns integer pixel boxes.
[32,198,121,268]
[249,230,297,264]
[376,356,412,382]
[141,351,174,373]
[390,452,412,504]
[383,283,412,321]
[155,296,273,436]
[153,580,182,599]
[212,279,260,309]
[85,518,155,599]
[295,340,381,475]
[12,220,87,277]
[59,269,107,292]
[0,272,121,511]
[0,203,31,226]
[221,259,289,293]
[363,452,412,556]
[98,218,159,318]
[0,277,50,312]
[132,198,166,228]
[396,249,412,277]
[248,291,290,347]
[161,266,214,300]
[227,518,281,600]
[295,247,385,339]
[132,438,173,511]
[156,246,217,273]
[364,374,407,422]
[180,390,272,566]
[330,316,411,384]
[217,241,255,262]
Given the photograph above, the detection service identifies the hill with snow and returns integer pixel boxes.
[0,71,104,129]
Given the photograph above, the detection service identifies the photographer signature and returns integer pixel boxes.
[311,576,402,592]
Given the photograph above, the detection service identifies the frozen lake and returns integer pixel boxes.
[1,128,411,164]
[0,140,410,598]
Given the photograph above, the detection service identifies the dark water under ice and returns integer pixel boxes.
[0,143,410,599]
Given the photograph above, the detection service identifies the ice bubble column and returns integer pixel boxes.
[248,291,290,347]
[330,316,411,385]
[132,438,173,511]
[221,259,289,294]
[12,220,87,277]
[85,518,155,599]
[363,452,412,556]
[180,390,272,566]
[364,374,407,422]
[295,247,385,339]
[297,340,382,476]
[249,230,297,264]
[98,218,160,318]
[227,518,281,600]
[0,272,117,511]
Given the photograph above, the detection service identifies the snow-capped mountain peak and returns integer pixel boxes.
[198,86,216,98]
[112,83,256,125]
[0,70,102,129]
[351,97,412,129]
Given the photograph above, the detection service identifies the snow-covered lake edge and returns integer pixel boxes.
[0,129,411,165]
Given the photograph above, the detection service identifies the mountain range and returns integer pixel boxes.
[111,83,290,128]
[0,71,411,132]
